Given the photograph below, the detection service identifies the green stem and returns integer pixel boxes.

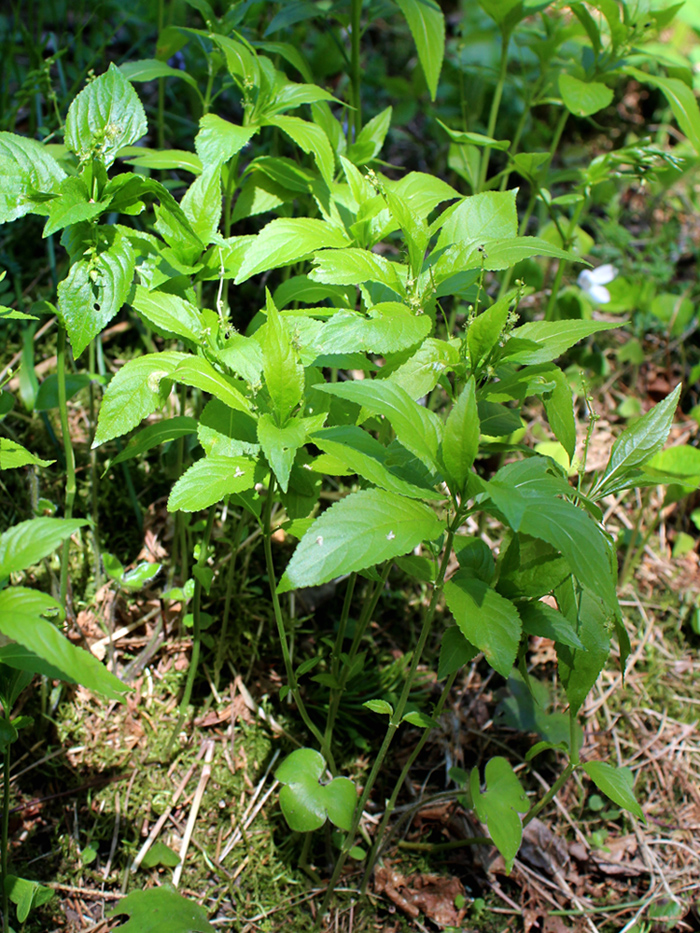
[262,478,331,766]
[522,760,576,829]
[57,325,76,610]
[322,572,357,764]
[157,0,165,149]
[360,670,459,890]
[544,192,586,321]
[2,742,9,933]
[319,528,456,920]
[88,339,101,591]
[477,34,510,192]
[350,0,362,141]
[214,513,245,689]
[167,505,217,754]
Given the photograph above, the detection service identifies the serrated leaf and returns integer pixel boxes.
[0,588,127,701]
[181,166,222,244]
[265,113,334,186]
[0,518,87,577]
[348,107,392,164]
[94,351,187,446]
[310,247,405,292]
[109,886,215,932]
[235,218,350,283]
[65,63,147,167]
[437,189,518,250]
[58,226,135,358]
[43,175,110,237]
[170,357,251,414]
[111,417,197,466]
[503,320,615,365]
[438,625,478,679]
[592,384,681,498]
[131,285,203,344]
[518,600,584,649]
[168,455,258,512]
[120,58,198,90]
[278,488,443,592]
[0,438,54,470]
[441,377,479,491]
[467,294,511,369]
[444,572,521,678]
[394,0,445,99]
[582,761,644,820]
[262,293,304,421]
[194,114,257,167]
[257,413,309,493]
[0,132,65,224]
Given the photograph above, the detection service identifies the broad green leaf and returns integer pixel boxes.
[262,293,304,421]
[438,625,478,679]
[467,294,512,370]
[0,438,53,470]
[267,81,338,116]
[181,166,222,245]
[170,357,251,414]
[478,400,523,438]
[387,338,458,398]
[347,107,392,164]
[394,0,445,99]
[275,748,357,833]
[64,63,147,167]
[292,304,430,358]
[255,40,314,82]
[0,518,86,577]
[35,373,93,411]
[0,588,127,701]
[437,189,518,250]
[278,488,443,592]
[235,218,350,283]
[363,699,394,716]
[168,455,258,512]
[496,534,569,599]
[111,417,197,465]
[109,886,215,933]
[310,248,405,292]
[503,320,615,365]
[5,876,54,924]
[120,147,203,174]
[555,579,611,714]
[441,378,479,492]
[438,120,510,150]
[471,756,529,871]
[592,384,681,498]
[559,74,613,116]
[444,572,521,678]
[43,175,110,237]
[131,285,203,343]
[258,413,311,492]
[455,536,494,582]
[119,58,199,90]
[215,334,265,385]
[0,132,65,223]
[626,67,700,153]
[518,600,585,649]
[58,226,135,358]
[543,370,576,461]
[194,114,257,167]
[198,400,259,458]
[93,351,187,446]
[316,380,442,470]
[265,114,334,186]
[582,761,644,820]
[312,425,441,499]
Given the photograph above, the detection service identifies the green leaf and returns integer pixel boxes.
[265,114,335,186]
[181,166,222,245]
[467,294,512,370]
[94,351,187,446]
[139,841,181,870]
[503,320,615,365]
[58,226,135,358]
[496,534,569,599]
[592,384,681,498]
[316,380,442,470]
[441,377,479,491]
[258,413,310,493]
[120,58,199,90]
[363,699,394,716]
[310,248,404,292]
[275,748,357,833]
[0,438,54,470]
[558,74,613,116]
[444,572,521,678]
[109,886,216,932]
[195,113,257,167]
[311,425,440,499]
[262,293,304,421]
[111,417,198,466]
[438,626,478,679]
[394,0,445,99]
[555,580,611,714]
[5,875,54,924]
[43,175,110,237]
[437,189,518,250]
[120,147,203,174]
[168,455,258,512]
[236,218,350,283]
[35,373,93,412]
[64,63,147,167]
[198,400,259,458]
[279,488,443,592]
[170,357,251,414]
[543,370,576,461]
[626,67,700,153]
[518,600,585,649]
[0,518,86,577]
[471,757,529,871]
[131,285,203,344]
[402,711,439,729]
[388,338,458,399]
[0,132,65,224]
[0,588,127,701]
[347,107,392,164]
[582,761,644,821]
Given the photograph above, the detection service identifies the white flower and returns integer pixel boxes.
[577,264,617,304]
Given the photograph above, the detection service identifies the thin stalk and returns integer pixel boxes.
[319,528,456,920]
[522,760,576,829]
[214,513,245,688]
[349,0,362,141]
[544,186,586,321]
[477,35,510,192]
[157,0,165,149]
[166,505,217,754]
[262,479,331,766]
[360,670,459,890]
[322,573,357,764]
[88,338,101,591]
[2,742,9,933]
[57,325,76,610]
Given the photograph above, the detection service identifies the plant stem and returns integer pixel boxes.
[477,35,509,192]
[360,670,459,890]
[319,528,455,920]
[349,0,362,141]
[57,325,76,610]
[1,740,9,933]
[167,505,217,754]
[214,512,245,689]
[322,572,356,766]
[522,760,576,829]
[262,478,331,766]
